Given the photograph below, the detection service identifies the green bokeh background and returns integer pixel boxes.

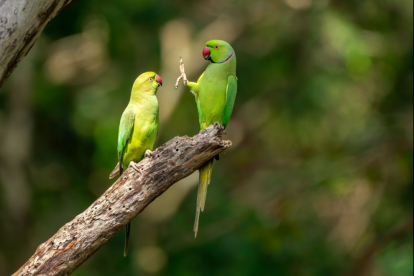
[0,0,412,275]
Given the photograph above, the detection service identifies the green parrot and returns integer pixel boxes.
[109,71,163,256]
[176,40,237,237]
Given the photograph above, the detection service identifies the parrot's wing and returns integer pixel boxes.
[117,108,136,170]
[223,75,238,128]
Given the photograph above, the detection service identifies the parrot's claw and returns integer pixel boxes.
[130,162,142,175]
[175,57,188,88]
[145,150,154,159]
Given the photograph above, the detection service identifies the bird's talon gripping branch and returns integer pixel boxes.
[145,150,154,159]
[175,57,188,88]
[130,162,141,175]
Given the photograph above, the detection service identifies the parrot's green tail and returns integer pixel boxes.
[124,223,130,257]
[194,158,214,238]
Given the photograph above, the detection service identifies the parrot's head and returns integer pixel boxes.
[203,40,235,64]
[132,72,163,95]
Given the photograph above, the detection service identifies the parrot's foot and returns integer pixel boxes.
[144,150,154,159]
[130,162,142,175]
[175,57,188,89]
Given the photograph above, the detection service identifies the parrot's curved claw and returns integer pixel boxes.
[130,161,142,175]
[144,150,154,159]
[175,57,188,88]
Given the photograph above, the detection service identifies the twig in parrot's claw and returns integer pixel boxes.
[175,57,188,89]
[181,58,188,85]
[175,75,182,89]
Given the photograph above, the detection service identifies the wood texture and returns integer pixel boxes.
[0,0,78,88]
[13,124,232,276]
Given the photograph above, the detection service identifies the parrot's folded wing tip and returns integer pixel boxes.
[109,163,121,179]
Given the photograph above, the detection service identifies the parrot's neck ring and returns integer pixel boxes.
[213,51,235,64]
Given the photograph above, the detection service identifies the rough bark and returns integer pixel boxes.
[13,124,231,276]
[0,0,78,88]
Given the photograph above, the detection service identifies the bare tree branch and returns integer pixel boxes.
[0,0,78,88]
[13,124,231,276]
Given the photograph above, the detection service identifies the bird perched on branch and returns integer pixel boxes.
[176,40,238,237]
[109,71,162,256]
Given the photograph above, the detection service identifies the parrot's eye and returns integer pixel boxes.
[215,45,220,49]
[148,78,153,82]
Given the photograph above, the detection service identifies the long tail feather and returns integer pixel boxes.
[194,158,214,238]
[109,161,130,256]
[124,223,131,257]
[111,152,130,256]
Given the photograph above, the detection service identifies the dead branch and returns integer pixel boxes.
[13,124,232,276]
[0,0,78,88]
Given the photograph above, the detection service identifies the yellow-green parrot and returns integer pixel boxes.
[176,40,237,237]
[109,71,162,256]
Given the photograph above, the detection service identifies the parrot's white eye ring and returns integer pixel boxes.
[215,45,220,49]
[149,78,153,82]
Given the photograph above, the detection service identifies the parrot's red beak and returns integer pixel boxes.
[203,46,211,61]
[156,74,163,87]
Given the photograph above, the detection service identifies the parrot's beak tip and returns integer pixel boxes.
[156,74,163,87]
[203,46,211,61]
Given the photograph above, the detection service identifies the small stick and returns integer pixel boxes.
[175,57,188,88]
[175,75,182,89]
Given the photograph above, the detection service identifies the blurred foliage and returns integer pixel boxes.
[0,0,413,275]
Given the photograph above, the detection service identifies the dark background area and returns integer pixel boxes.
[0,0,412,275]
